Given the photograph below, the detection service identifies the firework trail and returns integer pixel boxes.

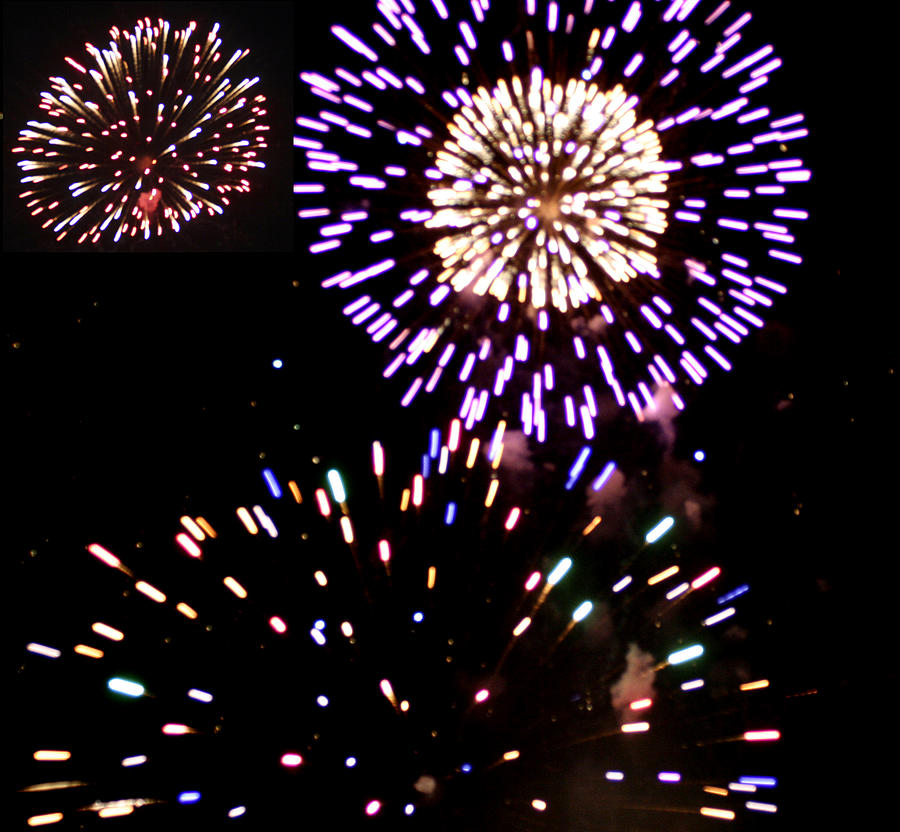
[295,0,810,440]
[18,428,782,829]
[13,17,268,246]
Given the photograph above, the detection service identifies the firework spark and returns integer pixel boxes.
[296,0,810,437]
[13,17,268,245]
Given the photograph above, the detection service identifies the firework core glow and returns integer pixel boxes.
[426,74,670,312]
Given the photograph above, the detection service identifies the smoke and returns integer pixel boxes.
[644,385,714,532]
[496,429,535,476]
[609,642,656,722]
[572,311,608,338]
[413,775,437,795]
[640,385,681,451]
[584,466,627,518]
[658,458,713,532]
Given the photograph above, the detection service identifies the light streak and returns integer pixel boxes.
[161,723,192,735]
[700,807,736,820]
[33,750,71,762]
[692,566,722,588]
[547,557,572,586]
[180,516,206,541]
[135,581,166,603]
[27,814,64,827]
[262,468,282,499]
[740,776,777,787]
[744,729,781,741]
[88,543,122,569]
[645,516,674,543]
[26,643,61,659]
[572,601,593,622]
[513,617,532,637]
[187,688,214,703]
[91,622,124,641]
[121,755,147,767]
[108,678,145,697]
[612,576,632,593]
[280,753,303,767]
[648,565,679,585]
[668,644,704,664]
[98,806,135,819]
[175,532,203,557]
[236,507,259,535]
[223,576,248,598]
[621,721,650,733]
[327,469,347,503]
[380,679,398,708]
[746,801,778,812]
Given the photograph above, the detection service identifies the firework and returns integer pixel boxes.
[13,17,268,245]
[295,0,810,438]
[18,429,782,829]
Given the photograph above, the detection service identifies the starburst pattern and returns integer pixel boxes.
[426,72,670,311]
[18,430,782,829]
[295,0,810,438]
[13,17,268,245]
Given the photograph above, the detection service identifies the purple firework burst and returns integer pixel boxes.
[295,0,810,441]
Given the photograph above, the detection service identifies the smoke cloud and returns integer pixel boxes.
[609,642,656,722]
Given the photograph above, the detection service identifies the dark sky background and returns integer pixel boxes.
[5,1,878,830]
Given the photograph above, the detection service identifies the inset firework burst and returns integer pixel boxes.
[13,17,268,245]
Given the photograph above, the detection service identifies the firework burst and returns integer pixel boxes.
[18,429,783,829]
[13,17,268,245]
[425,71,671,312]
[295,0,810,439]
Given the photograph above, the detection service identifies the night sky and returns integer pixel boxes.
[6,2,874,830]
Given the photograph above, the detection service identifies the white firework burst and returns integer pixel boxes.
[426,71,671,312]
